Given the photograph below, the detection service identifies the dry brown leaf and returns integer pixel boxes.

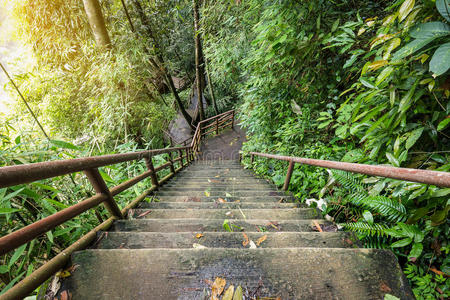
[256,235,267,246]
[313,220,323,232]
[217,198,227,203]
[234,200,240,203]
[211,277,226,299]
[60,290,72,300]
[137,210,152,218]
[204,279,214,286]
[210,179,221,183]
[222,285,235,300]
[196,233,204,239]
[187,197,201,202]
[242,233,249,247]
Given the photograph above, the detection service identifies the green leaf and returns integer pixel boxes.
[430,42,450,76]
[436,0,450,22]
[376,66,394,86]
[362,210,374,225]
[8,243,27,268]
[398,0,415,22]
[392,37,436,60]
[405,128,423,149]
[384,294,400,300]
[386,153,400,167]
[360,78,376,89]
[437,117,450,131]
[0,208,21,215]
[408,242,423,259]
[391,237,412,248]
[0,265,8,274]
[410,22,450,39]
[50,140,80,150]
[0,188,25,204]
[46,231,54,243]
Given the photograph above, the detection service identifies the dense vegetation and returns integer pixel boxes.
[0,0,449,298]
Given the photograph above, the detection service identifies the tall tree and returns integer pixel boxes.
[193,0,205,120]
[82,0,111,48]
[131,0,194,129]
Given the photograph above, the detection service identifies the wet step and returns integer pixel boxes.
[162,183,276,189]
[155,190,285,197]
[128,208,322,220]
[138,202,300,209]
[148,195,295,203]
[112,219,332,232]
[66,248,413,299]
[166,178,273,185]
[95,232,358,249]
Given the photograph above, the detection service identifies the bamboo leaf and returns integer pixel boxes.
[405,128,423,149]
[398,0,415,22]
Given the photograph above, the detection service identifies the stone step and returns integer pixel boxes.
[162,183,276,189]
[156,187,278,193]
[166,178,272,185]
[148,195,295,203]
[128,208,321,220]
[66,248,413,299]
[112,219,332,232]
[155,190,285,197]
[95,232,358,249]
[138,202,300,209]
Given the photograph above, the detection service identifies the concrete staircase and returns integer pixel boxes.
[62,160,413,299]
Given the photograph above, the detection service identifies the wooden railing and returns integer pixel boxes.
[248,152,450,190]
[191,109,235,156]
[0,110,234,300]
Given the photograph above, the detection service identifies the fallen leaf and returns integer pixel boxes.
[193,243,207,249]
[233,286,243,300]
[313,220,323,232]
[380,281,392,293]
[249,240,257,248]
[242,233,249,247]
[429,267,449,277]
[210,179,221,183]
[225,193,232,197]
[187,197,201,202]
[256,235,267,246]
[234,200,240,203]
[204,279,214,286]
[215,175,220,178]
[222,285,235,300]
[60,290,72,300]
[218,198,227,203]
[205,190,211,197]
[195,233,204,239]
[211,277,226,299]
[137,210,152,218]
[225,211,233,217]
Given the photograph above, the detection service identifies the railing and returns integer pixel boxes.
[0,110,234,300]
[191,109,235,156]
[249,152,450,190]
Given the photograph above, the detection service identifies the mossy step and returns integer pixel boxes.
[138,202,300,209]
[155,190,285,197]
[66,248,413,299]
[162,184,277,190]
[148,195,295,203]
[167,178,272,184]
[112,219,331,233]
[94,232,358,249]
[128,208,321,220]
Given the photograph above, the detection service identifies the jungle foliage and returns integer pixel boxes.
[201,0,449,298]
[1,0,449,298]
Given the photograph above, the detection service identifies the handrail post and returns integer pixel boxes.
[231,111,235,129]
[283,160,295,191]
[167,152,176,174]
[178,149,184,167]
[251,154,254,164]
[215,118,219,135]
[84,168,124,219]
[144,155,159,187]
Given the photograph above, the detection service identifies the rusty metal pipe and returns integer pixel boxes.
[0,146,188,188]
[84,168,123,219]
[250,152,450,188]
[0,193,107,255]
[144,157,159,187]
[283,160,295,191]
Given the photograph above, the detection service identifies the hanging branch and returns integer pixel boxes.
[0,62,50,141]
[120,0,135,32]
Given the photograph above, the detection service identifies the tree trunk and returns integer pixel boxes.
[132,0,194,129]
[193,0,205,120]
[82,0,111,48]
[205,57,219,114]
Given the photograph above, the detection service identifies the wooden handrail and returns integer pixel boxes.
[0,110,234,300]
[249,152,450,189]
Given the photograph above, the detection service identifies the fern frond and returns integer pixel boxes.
[362,196,407,222]
[340,221,388,237]
[360,235,390,249]
[331,170,366,192]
